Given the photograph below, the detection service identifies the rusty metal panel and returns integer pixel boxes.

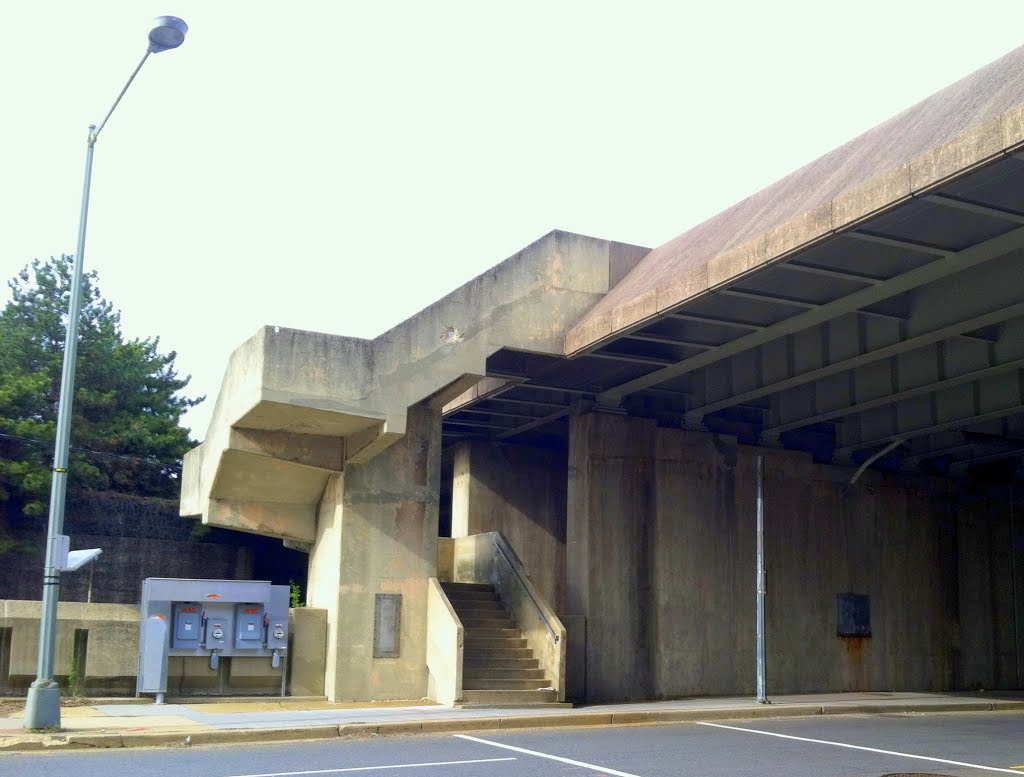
[837,592,871,637]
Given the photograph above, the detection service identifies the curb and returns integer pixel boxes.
[1,700,1020,753]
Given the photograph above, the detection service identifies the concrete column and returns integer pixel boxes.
[566,412,655,703]
[312,402,441,702]
[449,440,567,613]
[307,473,345,697]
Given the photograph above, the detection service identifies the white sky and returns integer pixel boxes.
[2,1,1022,441]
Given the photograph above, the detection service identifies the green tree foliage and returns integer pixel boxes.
[0,255,203,516]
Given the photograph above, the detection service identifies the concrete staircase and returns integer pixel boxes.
[441,582,562,707]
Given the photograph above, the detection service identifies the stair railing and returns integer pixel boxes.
[492,537,558,643]
[488,532,567,702]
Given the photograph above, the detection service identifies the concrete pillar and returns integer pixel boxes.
[566,412,656,703]
[450,440,567,613]
[308,402,441,701]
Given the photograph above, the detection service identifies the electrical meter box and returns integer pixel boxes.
[172,603,202,649]
[137,578,290,702]
[235,604,265,649]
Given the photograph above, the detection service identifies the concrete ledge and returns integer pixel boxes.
[2,699,1021,753]
[188,726,340,746]
[119,732,194,749]
[610,704,822,725]
[991,701,1024,711]
[62,733,125,748]
[499,713,612,729]
[0,737,45,752]
[419,717,503,733]
[818,701,992,715]
[338,723,383,738]
[729,704,823,719]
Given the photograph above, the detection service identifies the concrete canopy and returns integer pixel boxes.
[443,44,1024,478]
[186,43,1024,542]
[176,44,1024,705]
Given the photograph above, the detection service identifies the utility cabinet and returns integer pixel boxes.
[137,578,290,702]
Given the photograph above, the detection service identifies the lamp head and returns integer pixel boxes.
[148,16,188,53]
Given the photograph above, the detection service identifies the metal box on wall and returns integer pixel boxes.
[837,592,871,637]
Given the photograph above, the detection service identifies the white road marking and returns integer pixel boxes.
[222,757,516,777]
[454,733,645,777]
[699,721,1021,775]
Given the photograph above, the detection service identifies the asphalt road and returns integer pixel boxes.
[5,711,1024,777]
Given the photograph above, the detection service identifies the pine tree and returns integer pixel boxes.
[0,255,202,515]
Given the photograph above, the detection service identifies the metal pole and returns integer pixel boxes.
[756,453,768,703]
[23,127,96,730]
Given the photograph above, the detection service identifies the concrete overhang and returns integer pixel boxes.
[440,45,1024,479]
[182,231,649,539]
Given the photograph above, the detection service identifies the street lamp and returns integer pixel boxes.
[24,15,188,731]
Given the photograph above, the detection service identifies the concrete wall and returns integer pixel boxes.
[308,402,442,702]
[0,600,327,697]
[566,412,1023,702]
[451,441,567,614]
[1,600,138,695]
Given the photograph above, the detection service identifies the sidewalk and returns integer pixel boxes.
[2,691,1022,752]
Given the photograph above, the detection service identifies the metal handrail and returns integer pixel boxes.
[493,538,559,643]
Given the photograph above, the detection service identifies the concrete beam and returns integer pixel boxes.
[762,358,1024,437]
[836,402,1024,458]
[598,226,1024,405]
[691,301,1024,423]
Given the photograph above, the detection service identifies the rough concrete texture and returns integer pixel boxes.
[2,600,138,693]
[567,44,1024,352]
[288,607,327,697]
[306,473,344,699]
[566,413,1023,703]
[425,577,463,705]
[182,231,643,543]
[448,532,494,584]
[450,440,567,613]
[312,403,442,702]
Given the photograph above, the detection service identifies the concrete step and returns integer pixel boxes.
[464,657,539,670]
[460,618,515,630]
[465,637,527,650]
[460,627,521,639]
[452,608,508,619]
[442,582,493,592]
[458,614,512,626]
[444,593,499,606]
[453,606,509,618]
[459,689,559,705]
[462,646,533,660]
[462,678,553,691]
[463,667,547,680]
[451,601,508,614]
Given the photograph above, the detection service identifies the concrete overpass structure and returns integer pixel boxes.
[182,46,1024,704]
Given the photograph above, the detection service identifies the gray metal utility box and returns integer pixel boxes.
[136,578,290,702]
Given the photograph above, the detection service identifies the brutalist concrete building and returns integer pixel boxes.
[182,45,1024,705]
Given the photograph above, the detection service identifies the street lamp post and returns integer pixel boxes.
[24,16,188,731]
